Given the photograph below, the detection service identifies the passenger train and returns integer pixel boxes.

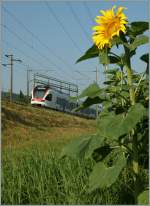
[31,85,100,118]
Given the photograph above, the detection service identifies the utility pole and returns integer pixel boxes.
[4,54,22,102]
[27,67,32,102]
[10,55,13,102]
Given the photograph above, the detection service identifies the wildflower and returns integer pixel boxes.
[92,6,127,49]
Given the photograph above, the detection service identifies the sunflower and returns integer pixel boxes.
[92,6,127,50]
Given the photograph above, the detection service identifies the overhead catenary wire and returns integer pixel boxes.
[3,40,50,69]
[3,7,74,70]
[2,49,69,96]
[1,24,76,80]
[2,40,66,79]
[21,64,63,80]
[2,41,71,84]
[2,6,81,76]
[44,1,82,54]
[67,2,91,43]
[2,5,95,90]
[83,1,94,23]
[2,59,53,76]
[1,24,54,66]
[75,70,91,79]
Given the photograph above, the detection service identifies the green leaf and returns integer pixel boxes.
[103,80,115,85]
[104,68,119,75]
[98,103,146,140]
[129,35,149,51]
[73,82,101,100]
[85,134,105,159]
[140,53,149,64]
[76,44,99,63]
[74,96,104,112]
[89,152,126,191]
[76,44,120,64]
[140,53,149,74]
[60,136,91,159]
[109,56,121,64]
[138,190,149,205]
[60,134,106,160]
[111,36,123,46]
[128,21,149,36]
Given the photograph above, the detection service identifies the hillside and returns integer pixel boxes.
[2,100,96,150]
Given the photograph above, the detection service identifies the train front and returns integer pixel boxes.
[31,85,48,107]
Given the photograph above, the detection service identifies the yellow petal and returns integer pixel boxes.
[117,6,127,16]
[92,5,127,50]
[100,9,106,15]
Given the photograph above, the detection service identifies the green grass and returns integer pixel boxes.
[2,100,99,204]
[2,100,147,204]
[3,143,144,205]
[2,145,130,205]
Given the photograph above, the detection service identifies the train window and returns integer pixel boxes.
[57,97,67,105]
[56,97,61,104]
[34,90,46,98]
[45,94,52,101]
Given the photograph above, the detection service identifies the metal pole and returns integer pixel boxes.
[27,69,29,98]
[27,68,32,102]
[33,73,35,87]
[5,54,22,102]
[10,55,13,102]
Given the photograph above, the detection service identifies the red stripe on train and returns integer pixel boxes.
[32,98,45,102]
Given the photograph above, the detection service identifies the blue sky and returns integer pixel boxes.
[1,0,149,95]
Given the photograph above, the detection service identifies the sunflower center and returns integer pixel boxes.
[105,17,120,38]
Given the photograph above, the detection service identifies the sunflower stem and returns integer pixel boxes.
[123,41,139,204]
[120,66,125,107]
[125,65,135,105]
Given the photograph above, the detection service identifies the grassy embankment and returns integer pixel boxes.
[2,101,141,204]
[2,101,100,204]
[2,100,96,150]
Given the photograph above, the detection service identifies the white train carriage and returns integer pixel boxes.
[31,85,98,118]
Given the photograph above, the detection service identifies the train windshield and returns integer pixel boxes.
[34,89,46,98]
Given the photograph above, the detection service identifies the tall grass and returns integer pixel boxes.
[1,145,135,205]
[2,101,148,204]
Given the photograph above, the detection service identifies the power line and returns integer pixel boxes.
[67,2,91,43]
[3,6,80,74]
[1,24,54,66]
[3,5,82,80]
[75,70,91,79]
[2,40,66,80]
[44,1,82,53]
[3,40,50,69]
[2,6,93,89]
[1,24,75,80]
[83,2,94,22]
